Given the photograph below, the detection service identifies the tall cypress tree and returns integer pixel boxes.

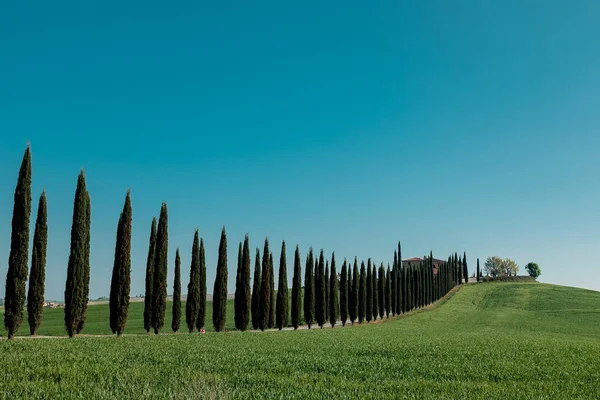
[76,189,91,335]
[325,261,330,323]
[358,261,366,323]
[27,190,47,336]
[196,238,207,331]
[5,145,32,339]
[143,218,157,333]
[340,259,348,327]
[397,243,402,314]
[391,252,397,316]
[291,245,302,329]
[251,247,261,330]
[64,171,89,338]
[314,255,320,325]
[372,262,378,321]
[378,264,385,319]
[316,250,326,328]
[476,258,480,282]
[258,239,271,331]
[329,253,339,328]
[276,241,289,330]
[463,252,469,283]
[351,258,359,324]
[366,260,373,323]
[109,191,132,336]
[385,266,391,318]
[303,248,315,329]
[186,229,201,333]
[234,241,243,330]
[239,235,251,330]
[152,203,168,334]
[268,253,275,329]
[172,248,181,333]
[212,227,228,332]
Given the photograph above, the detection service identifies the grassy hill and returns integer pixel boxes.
[1,282,599,398]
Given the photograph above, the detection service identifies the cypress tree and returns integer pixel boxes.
[303,248,315,329]
[325,261,330,323]
[314,255,320,324]
[351,258,359,324]
[291,245,302,329]
[385,266,391,318]
[347,262,353,323]
[372,262,378,320]
[340,259,348,327]
[391,252,397,316]
[196,238,207,331]
[186,230,201,333]
[258,239,271,331]
[251,248,261,330]
[64,171,89,338]
[5,145,32,339]
[276,241,289,330]
[366,260,373,323]
[268,253,275,329]
[152,203,168,334]
[358,261,366,323]
[109,191,132,336]
[234,241,243,330]
[76,189,91,335]
[476,258,480,282]
[316,250,326,328]
[240,235,251,330]
[397,243,402,314]
[212,227,228,332]
[329,253,339,328]
[463,252,469,283]
[143,218,157,333]
[27,191,47,336]
[378,264,385,319]
[172,248,181,332]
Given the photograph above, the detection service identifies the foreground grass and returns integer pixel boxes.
[1,282,599,399]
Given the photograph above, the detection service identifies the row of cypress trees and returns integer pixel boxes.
[4,145,470,337]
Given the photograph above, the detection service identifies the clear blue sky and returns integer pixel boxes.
[1,1,599,300]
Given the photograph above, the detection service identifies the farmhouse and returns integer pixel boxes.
[402,257,447,275]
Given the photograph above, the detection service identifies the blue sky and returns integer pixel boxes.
[1,1,599,300]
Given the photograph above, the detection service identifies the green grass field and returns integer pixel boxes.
[1,282,599,399]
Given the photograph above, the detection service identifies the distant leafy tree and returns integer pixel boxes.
[143,218,157,333]
[501,258,519,276]
[276,241,289,330]
[172,249,181,333]
[303,248,315,329]
[27,191,47,336]
[212,227,228,332]
[291,245,302,329]
[484,256,504,278]
[525,262,541,278]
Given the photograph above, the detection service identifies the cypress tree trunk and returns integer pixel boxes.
[240,235,251,331]
[27,190,47,336]
[291,245,302,329]
[5,145,32,339]
[378,264,385,319]
[316,250,326,328]
[324,261,330,323]
[303,248,315,329]
[234,241,243,330]
[64,171,89,337]
[258,239,270,331]
[212,227,228,332]
[196,238,207,331]
[186,230,201,333]
[339,259,348,326]
[268,253,275,329]
[276,241,288,330]
[329,253,339,328]
[143,218,157,333]
[358,262,366,323]
[172,249,181,332]
[251,248,261,330]
[385,266,391,318]
[152,203,169,334]
[110,191,132,336]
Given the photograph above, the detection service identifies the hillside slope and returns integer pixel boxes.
[1,282,599,399]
